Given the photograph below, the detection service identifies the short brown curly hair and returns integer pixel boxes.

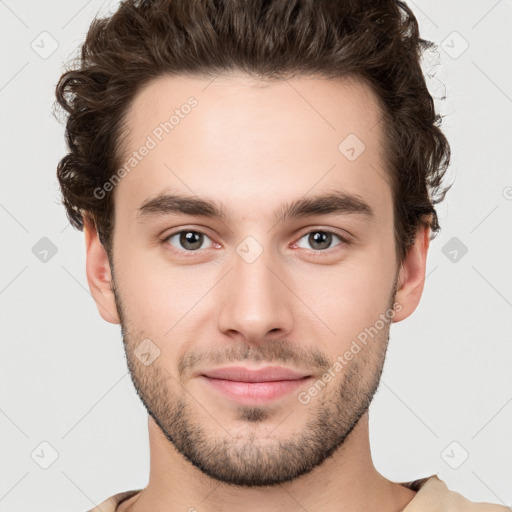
[54,0,451,266]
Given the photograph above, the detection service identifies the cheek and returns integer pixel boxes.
[292,253,395,345]
[302,282,384,343]
[117,250,214,334]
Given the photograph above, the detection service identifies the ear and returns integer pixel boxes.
[83,215,120,324]
[392,223,431,323]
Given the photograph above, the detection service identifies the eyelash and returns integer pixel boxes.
[159,228,350,256]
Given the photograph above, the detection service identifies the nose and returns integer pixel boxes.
[216,243,294,344]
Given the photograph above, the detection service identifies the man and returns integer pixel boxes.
[54,0,508,511]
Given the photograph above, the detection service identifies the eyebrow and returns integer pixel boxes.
[136,189,375,224]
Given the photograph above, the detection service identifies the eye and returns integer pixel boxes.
[161,227,349,256]
[163,229,215,252]
[294,229,348,251]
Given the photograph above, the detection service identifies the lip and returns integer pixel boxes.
[201,365,311,382]
[198,365,313,404]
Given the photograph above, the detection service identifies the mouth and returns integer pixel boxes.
[198,365,313,403]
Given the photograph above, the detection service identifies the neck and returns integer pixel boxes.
[119,412,417,512]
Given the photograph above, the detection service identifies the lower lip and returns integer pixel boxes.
[200,376,312,403]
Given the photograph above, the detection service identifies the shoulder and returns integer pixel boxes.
[401,475,510,512]
[84,489,142,512]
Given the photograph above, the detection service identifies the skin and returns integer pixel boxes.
[84,73,430,512]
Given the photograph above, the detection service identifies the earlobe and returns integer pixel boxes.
[83,215,120,324]
[392,224,431,323]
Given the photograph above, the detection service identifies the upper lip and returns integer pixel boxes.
[201,365,311,382]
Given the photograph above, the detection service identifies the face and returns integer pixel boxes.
[90,73,423,487]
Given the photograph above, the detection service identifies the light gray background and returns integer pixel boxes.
[1,1,511,510]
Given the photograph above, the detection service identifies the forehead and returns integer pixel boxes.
[113,72,391,224]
